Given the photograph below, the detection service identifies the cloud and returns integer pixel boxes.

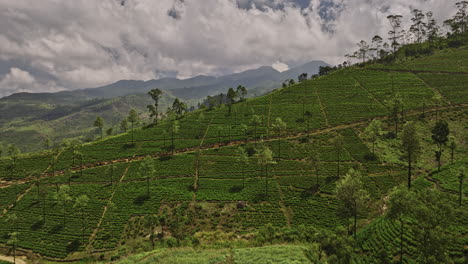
[0,0,459,97]
[0,68,64,97]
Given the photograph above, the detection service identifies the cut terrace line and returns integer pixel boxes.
[313,83,330,127]
[1,103,466,189]
[412,72,453,105]
[352,77,388,110]
[86,144,141,251]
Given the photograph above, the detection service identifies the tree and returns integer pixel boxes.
[227,87,238,115]
[332,133,344,177]
[127,109,139,145]
[386,93,402,135]
[172,98,187,118]
[298,73,308,82]
[74,194,90,243]
[356,40,370,63]
[412,189,454,263]
[371,35,383,59]
[7,232,18,264]
[168,119,179,155]
[159,208,168,238]
[106,127,113,136]
[444,1,468,40]
[257,146,276,199]
[139,157,155,197]
[431,120,450,171]
[120,119,128,133]
[458,166,465,206]
[425,11,440,44]
[448,136,457,164]
[7,144,20,166]
[335,169,369,239]
[387,187,416,264]
[54,185,72,227]
[236,146,249,189]
[75,150,84,178]
[107,164,115,186]
[38,188,48,223]
[144,214,158,250]
[147,88,163,124]
[44,137,51,150]
[251,115,261,145]
[401,122,421,188]
[307,151,321,191]
[93,116,104,140]
[410,9,426,44]
[0,144,2,158]
[387,14,403,57]
[363,119,382,158]
[271,117,286,160]
[236,85,247,101]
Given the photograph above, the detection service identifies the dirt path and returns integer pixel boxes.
[1,103,466,190]
[352,77,388,110]
[0,254,26,264]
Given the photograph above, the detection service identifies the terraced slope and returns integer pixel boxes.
[0,49,466,262]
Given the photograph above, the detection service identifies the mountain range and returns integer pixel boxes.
[0,60,328,153]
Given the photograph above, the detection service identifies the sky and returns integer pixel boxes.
[0,0,459,98]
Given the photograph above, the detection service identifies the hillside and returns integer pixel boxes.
[0,47,466,263]
[0,61,328,153]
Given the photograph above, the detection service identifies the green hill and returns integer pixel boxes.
[0,47,466,263]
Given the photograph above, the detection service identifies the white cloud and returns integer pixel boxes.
[0,0,459,97]
[0,68,64,97]
[272,61,289,72]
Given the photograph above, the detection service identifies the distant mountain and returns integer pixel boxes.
[0,60,329,153]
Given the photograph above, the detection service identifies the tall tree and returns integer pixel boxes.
[251,115,261,146]
[236,147,249,189]
[335,168,369,239]
[387,14,404,57]
[412,189,454,263]
[271,117,287,160]
[147,88,163,124]
[356,40,370,63]
[168,119,179,155]
[120,119,128,133]
[371,35,383,60]
[139,157,155,197]
[431,120,450,171]
[401,121,421,188]
[363,119,382,158]
[236,85,247,101]
[332,133,345,177]
[459,166,465,206]
[54,185,72,227]
[410,9,426,44]
[44,137,51,151]
[387,187,416,264]
[227,87,238,115]
[172,98,187,118]
[74,194,90,243]
[425,11,440,44]
[298,73,308,82]
[127,109,139,145]
[7,232,18,264]
[144,214,158,250]
[448,136,457,164]
[7,144,20,167]
[93,116,104,140]
[257,146,276,199]
[307,151,321,191]
[386,93,402,135]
